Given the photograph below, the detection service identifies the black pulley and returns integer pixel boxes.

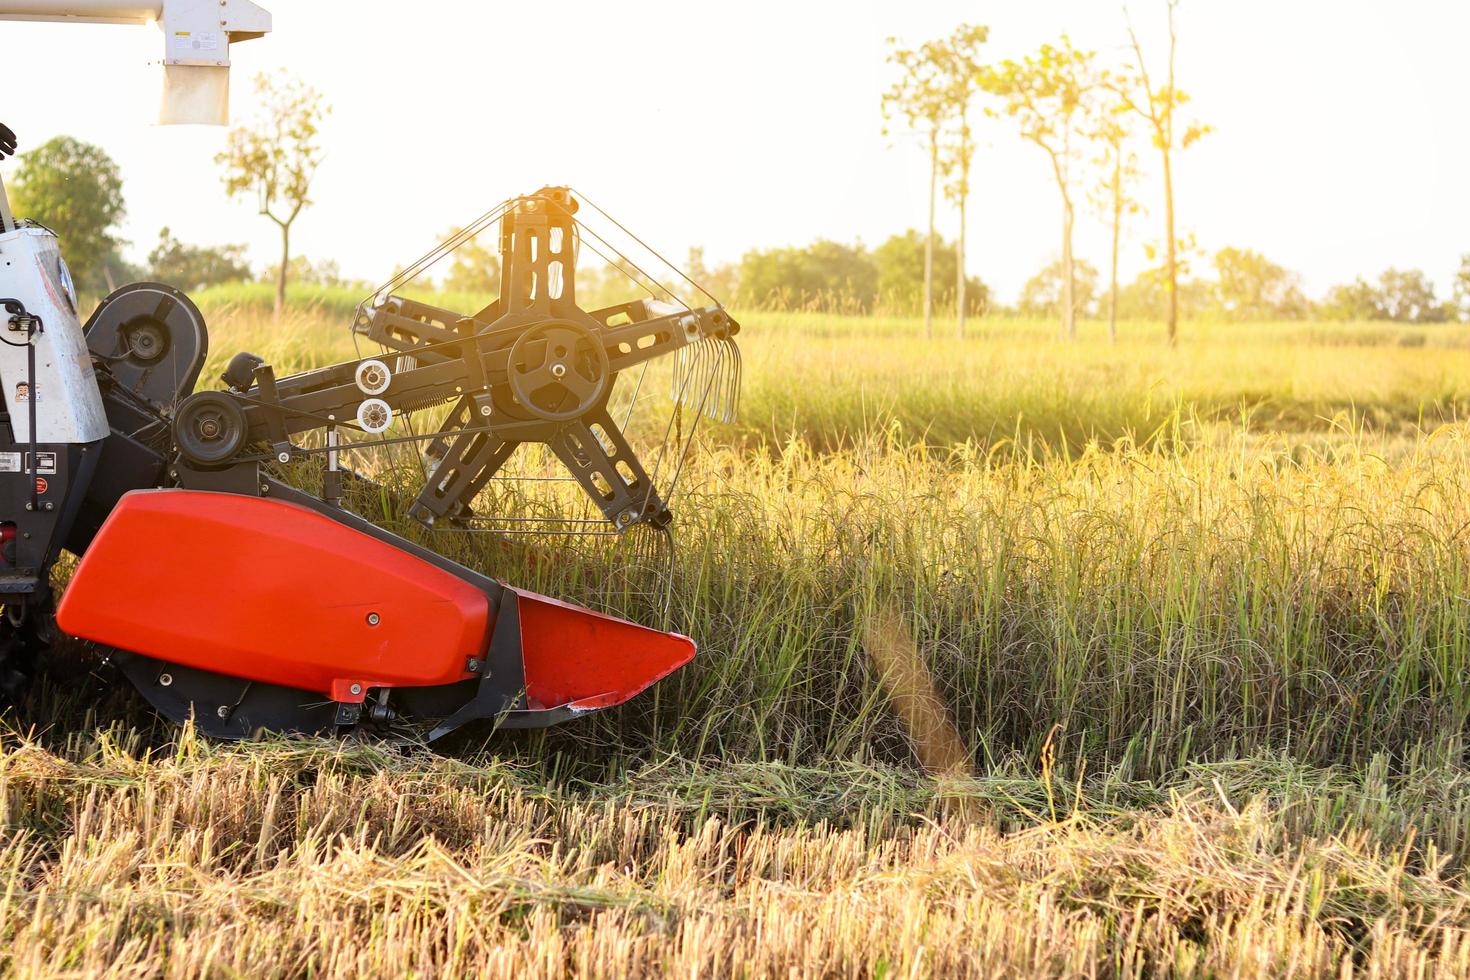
[173,391,247,466]
[84,282,208,409]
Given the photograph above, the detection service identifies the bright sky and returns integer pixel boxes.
[3,0,1467,303]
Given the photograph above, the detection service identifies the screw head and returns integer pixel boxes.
[216,705,230,718]
[551,363,567,378]
[158,673,173,687]
[349,683,362,696]
[277,452,290,463]
[366,612,380,626]
[479,404,492,417]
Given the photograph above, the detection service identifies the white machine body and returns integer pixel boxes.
[0,225,110,444]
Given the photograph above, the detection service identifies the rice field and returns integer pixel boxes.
[7,287,1470,976]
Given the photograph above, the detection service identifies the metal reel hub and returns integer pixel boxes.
[507,319,610,422]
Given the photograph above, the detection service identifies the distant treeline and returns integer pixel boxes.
[719,231,986,317]
[716,237,1470,323]
[131,229,1470,325]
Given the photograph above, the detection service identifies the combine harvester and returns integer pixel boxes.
[0,1,738,739]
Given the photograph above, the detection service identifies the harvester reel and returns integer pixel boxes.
[173,391,247,466]
[508,320,610,422]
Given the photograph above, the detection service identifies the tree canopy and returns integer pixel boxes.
[217,71,329,318]
[148,228,252,292]
[1211,247,1307,320]
[7,136,126,291]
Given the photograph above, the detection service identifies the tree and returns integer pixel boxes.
[736,240,878,312]
[148,227,252,292]
[275,255,347,288]
[1454,254,1470,323]
[6,136,126,292]
[874,230,988,316]
[685,246,739,307]
[439,228,502,297]
[1114,1,1210,346]
[1086,106,1142,342]
[884,34,960,337]
[981,37,1100,340]
[217,72,329,320]
[1019,257,1098,319]
[1319,278,1383,322]
[930,25,990,339]
[1211,247,1307,320]
[1377,268,1446,323]
[1115,266,1209,321]
[1319,269,1445,323]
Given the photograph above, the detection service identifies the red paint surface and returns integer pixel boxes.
[514,589,695,710]
[57,489,489,696]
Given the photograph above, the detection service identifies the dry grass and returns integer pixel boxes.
[3,733,1470,977]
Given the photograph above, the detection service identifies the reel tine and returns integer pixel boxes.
[716,338,733,423]
[717,340,731,422]
[671,341,687,405]
[704,337,721,422]
[732,339,743,420]
[696,337,713,418]
[727,339,740,421]
[680,335,709,416]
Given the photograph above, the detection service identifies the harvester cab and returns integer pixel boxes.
[0,143,738,738]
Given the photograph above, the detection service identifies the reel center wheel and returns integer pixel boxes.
[507,320,610,422]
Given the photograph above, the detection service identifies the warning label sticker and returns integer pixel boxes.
[0,453,57,474]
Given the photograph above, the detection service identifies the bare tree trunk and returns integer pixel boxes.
[1045,143,1077,342]
[956,190,967,339]
[1061,197,1076,341]
[1108,154,1121,344]
[923,129,937,340]
[1162,147,1176,346]
[275,221,290,322]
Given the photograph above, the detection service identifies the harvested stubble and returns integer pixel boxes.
[2,733,1470,977]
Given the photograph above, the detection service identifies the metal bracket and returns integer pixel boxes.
[426,589,527,741]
